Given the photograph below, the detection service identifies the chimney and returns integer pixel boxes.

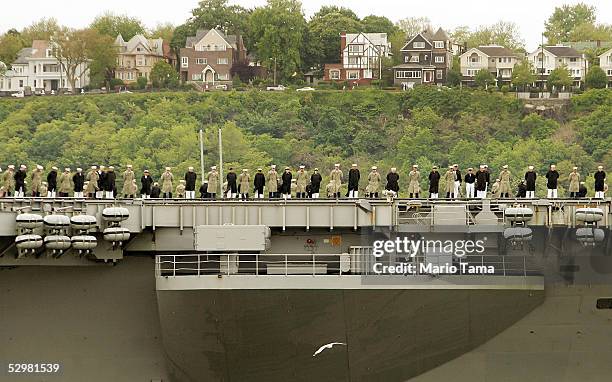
[596,40,601,47]
[340,32,347,55]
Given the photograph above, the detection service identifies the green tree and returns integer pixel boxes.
[20,18,61,45]
[511,60,535,91]
[306,11,362,67]
[136,76,148,89]
[584,65,608,89]
[249,0,306,82]
[447,56,462,87]
[86,31,117,89]
[544,3,596,44]
[396,17,431,38]
[361,15,401,36]
[0,31,24,65]
[474,68,495,89]
[150,61,179,88]
[190,0,249,36]
[454,21,525,51]
[547,66,573,91]
[52,28,99,90]
[149,23,175,41]
[90,12,145,40]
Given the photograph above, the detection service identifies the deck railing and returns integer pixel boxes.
[155,252,541,278]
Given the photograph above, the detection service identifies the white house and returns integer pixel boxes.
[459,45,519,85]
[527,45,587,88]
[323,32,391,83]
[0,40,89,93]
[598,48,612,87]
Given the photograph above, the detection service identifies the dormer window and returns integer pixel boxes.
[46,49,52,58]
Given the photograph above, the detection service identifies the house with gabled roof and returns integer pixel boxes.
[459,45,521,85]
[323,32,391,84]
[115,34,171,84]
[527,45,587,88]
[0,40,89,93]
[392,27,456,87]
[598,47,612,86]
[179,28,246,88]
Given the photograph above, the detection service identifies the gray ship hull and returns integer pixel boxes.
[156,288,543,382]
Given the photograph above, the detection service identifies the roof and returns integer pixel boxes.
[543,45,581,57]
[13,47,33,64]
[393,63,435,69]
[431,28,449,41]
[30,40,51,58]
[116,34,164,56]
[185,28,239,49]
[471,45,517,57]
[345,32,388,47]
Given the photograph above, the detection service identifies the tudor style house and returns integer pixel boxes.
[599,48,612,86]
[179,28,246,88]
[115,34,172,84]
[527,45,587,88]
[392,28,455,87]
[323,32,391,84]
[0,40,89,93]
[459,45,520,85]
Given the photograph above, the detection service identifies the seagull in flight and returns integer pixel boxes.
[312,342,347,357]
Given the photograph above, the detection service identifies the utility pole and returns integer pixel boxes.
[273,57,277,86]
[540,32,544,98]
[218,127,223,196]
[199,127,205,185]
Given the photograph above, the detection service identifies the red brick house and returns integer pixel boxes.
[179,28,246,88]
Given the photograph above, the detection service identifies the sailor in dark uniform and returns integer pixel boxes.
[386,168,399,195]
[347,164,360,198]
[594,166,606,199]
[140,169,153,199]
[428,166,440,199]
[226,168,237,198]
[464,168,476,198]
[545,164,559,199]
[310,168,322,198]
[524,165,537,198]
[47,166,58,198]
[475,165,489,199]
[253,168,265,199]
[281,167,292,199]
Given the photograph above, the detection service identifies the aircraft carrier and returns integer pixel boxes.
[0,197,611,382]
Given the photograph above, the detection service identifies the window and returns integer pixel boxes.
[181,57,188,68]
[34,65,37,73]
[19,80,24,88]
[434,41,444,49]
[218,73,229,80]
[348,57,359,65]
[409,55,419,63]
[330,70,340,80]
[396,70,421,79]
[347,71,359,80]
[569,57,578,62]
[137,59,143,66]
[469,55,480,63]
[436,70,443,79]
[137,47,142,52]
[46,49,52,58]
[435,56,444,63]
[596,298,612,309]
[466,69,478,76]
[608,69,612,76]
[413,41,425,49]
[217,57,228,65]
[348,44,363,54]
[33,80,36,88]
[196,58,207,65]
[192,73,202,80]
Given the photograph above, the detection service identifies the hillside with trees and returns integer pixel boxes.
[0,88,609,196]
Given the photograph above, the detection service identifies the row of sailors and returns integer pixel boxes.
[0,163,607,199]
